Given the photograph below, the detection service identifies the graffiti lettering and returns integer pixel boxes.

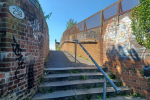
[11,36,27,80]
[104,15,150,77]
[104,17,130,59]
[28,19,43,44]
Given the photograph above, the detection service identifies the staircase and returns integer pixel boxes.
[31,51,146,100]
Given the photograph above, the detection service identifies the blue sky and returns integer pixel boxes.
[38,0,118,50]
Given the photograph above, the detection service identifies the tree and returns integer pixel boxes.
[66,19,77,29]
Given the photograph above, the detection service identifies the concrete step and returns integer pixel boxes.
[91,96,146,100]
[43,72,110,82]
[32,86,132,100]
[44,66,107,74]
[39,79,121,92]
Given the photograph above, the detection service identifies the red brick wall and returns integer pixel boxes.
[102,13,150,99]
[0,0,49,99]
[60,0,150,99]
[60,41,101,65]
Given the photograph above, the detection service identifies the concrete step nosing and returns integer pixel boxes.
[32,87,131,100]
[39,79,121,87]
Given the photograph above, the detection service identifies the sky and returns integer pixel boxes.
[38,0,119,50]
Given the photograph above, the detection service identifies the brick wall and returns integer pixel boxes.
[60,0,150,99]
[102,13,150,99]
[60,41,101,65]
[0,0,49,100]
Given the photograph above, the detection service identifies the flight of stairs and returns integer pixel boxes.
[31,66,137,100]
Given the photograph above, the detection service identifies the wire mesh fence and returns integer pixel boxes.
[60,0,139,46]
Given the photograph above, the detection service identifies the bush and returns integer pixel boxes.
[56,45,60,51]
[131,0,150,49]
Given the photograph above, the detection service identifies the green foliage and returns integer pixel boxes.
[97,95,103,99]
[99,77,104,80]
[131,67,137,73]
[67,96,75,100]
[132,92,145,98]
[44,12,52,19]
[26,97,29,100]
[82,75,86,80]
[49,88,54,93]
[56,45,60,51]
[108,73,116,79]
[91,61,94,63]
[115,82,122,86]
[148,78,150,82]
[72,69,78,73]
[78,54,82,57]
[140,70,144,76]
[85,86,91,89]
[38,74,44,85]
[86,95,92,100]
[85,58,88,60]
[131,0,150,49]
[66,19,77,29]
[44,55,49,62]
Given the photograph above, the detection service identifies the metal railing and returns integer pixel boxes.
[73,39,120,100]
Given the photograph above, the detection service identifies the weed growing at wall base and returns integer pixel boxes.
[108,73,116,79]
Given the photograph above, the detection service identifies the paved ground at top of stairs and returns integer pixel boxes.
[45,51,95,68]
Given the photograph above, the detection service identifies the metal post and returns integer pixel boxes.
[74,41,77,67]
[103,77,107,100]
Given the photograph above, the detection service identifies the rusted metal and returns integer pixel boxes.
[119,9,132,15]
[60,0,139,45]
[85,26,101,31]
[103,14,118,22]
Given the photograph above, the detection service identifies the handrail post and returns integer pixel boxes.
[74,41,77,67]
[103,77,107,100]
[73,39,120,97]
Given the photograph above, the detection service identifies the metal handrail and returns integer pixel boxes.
[73,39,120,100]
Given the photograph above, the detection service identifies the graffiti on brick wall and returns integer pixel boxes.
[20,0,44,45]
[11,36,27,80]
[104,17,130,59]
[28,19,43,44]
[76,29,100,40]
[77,32,84,40]
[11,36,35,83]
[27,54,34,89]
[85,30,100,40]
[104,16,150,77]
